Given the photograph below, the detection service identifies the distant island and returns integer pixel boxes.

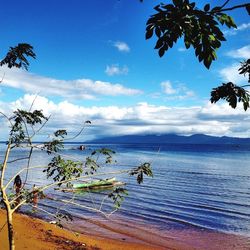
[1,134,250,145]
[86,134,250,145]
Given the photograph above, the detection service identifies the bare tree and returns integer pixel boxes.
[0,106,153,250]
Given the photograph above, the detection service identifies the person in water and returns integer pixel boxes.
[13,175,22,207]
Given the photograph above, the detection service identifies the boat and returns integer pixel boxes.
[55,178,125,192]
[73,177,117,189]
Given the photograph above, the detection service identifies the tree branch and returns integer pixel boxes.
[21,147,33,190]
[220,0,230,9]
[7,156,30,164]
[0,72,5,83]
[0,111,13,127]
[213,3,249,13]
[1,143,11,191]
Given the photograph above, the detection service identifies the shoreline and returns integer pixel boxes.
[1,209,250,250]
[0,209,164,250]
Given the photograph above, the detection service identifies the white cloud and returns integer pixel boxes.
[2,95,249,141]
[0,66,142,98]
[226,45,250,59]
[113,41,130,52]
[105,64,129,76]
[161,81,195,100]
[219,63,246,83]
[161,81,176,94]
[224,22,250,36]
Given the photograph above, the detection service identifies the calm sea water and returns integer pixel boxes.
[1,143,250,241]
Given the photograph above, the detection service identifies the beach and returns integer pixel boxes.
[0,209,164,250]
[1,209,250,250]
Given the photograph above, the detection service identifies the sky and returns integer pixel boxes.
[0,0,250,141]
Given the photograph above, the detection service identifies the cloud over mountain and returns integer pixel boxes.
[1,94,249,141]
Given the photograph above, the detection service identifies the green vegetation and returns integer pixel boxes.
[143,0,250,110]
[0,45,153,250]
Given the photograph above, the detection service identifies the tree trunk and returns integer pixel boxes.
[0,143,15,249]
[2,199,16,250]
[6,208,15,250]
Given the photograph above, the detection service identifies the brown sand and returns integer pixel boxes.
[1,209,250,250]
[0,210,164,250]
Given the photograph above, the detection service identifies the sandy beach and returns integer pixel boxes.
[1,209,250,250]
[0,209,165,250]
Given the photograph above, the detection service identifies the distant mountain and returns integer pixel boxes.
[87,134,250,145]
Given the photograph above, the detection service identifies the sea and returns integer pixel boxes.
[1,142,250,248]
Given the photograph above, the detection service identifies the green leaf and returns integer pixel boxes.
[246,4,250,15]
[208,35,216,41]
[204,4,210,12]
[158,47,165,57]
[145,0,229,68]
[184,40,190,49]
[211,82,250,111]
[146,28,154,40]
[228,16,237,28]
[204,55,212,69]
[155,27,161,37]
[238,59,250,83]
[129,162,153,184]
[244,101,249,111]
[154,39,164,49]
[211,50,217,60]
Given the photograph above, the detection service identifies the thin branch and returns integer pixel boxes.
[1,143,11,190]
[28,204,59,219]
[107,208,118,217]
[212,3,249,13]
[99,195,108,211]
[0,72,5,83]
[12,198,27,212]
[30,115,51,139]
[29,93,40,112]
[56,192,77,212]
[17,143,86,164]
[0,221,7,232]
[59,197,118,218]
[21,147,33,189]
[56,198,109,218]
[0,111,13,127]
[7,156,29,164]
[45,121,90,144]
[240,84,250,88]
[220,0,230,9]
[27,145,86,163]
[63,123,88,142]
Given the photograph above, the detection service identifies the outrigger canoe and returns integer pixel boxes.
[73,177,116,189]
[56,178,125,192]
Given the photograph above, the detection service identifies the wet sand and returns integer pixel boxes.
[0,209,162,250]
[1,209,250,250]
[67,215,250,250]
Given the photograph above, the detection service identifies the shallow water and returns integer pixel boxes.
[1,143,250,247]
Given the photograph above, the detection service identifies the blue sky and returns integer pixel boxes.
[0,0,250,140]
